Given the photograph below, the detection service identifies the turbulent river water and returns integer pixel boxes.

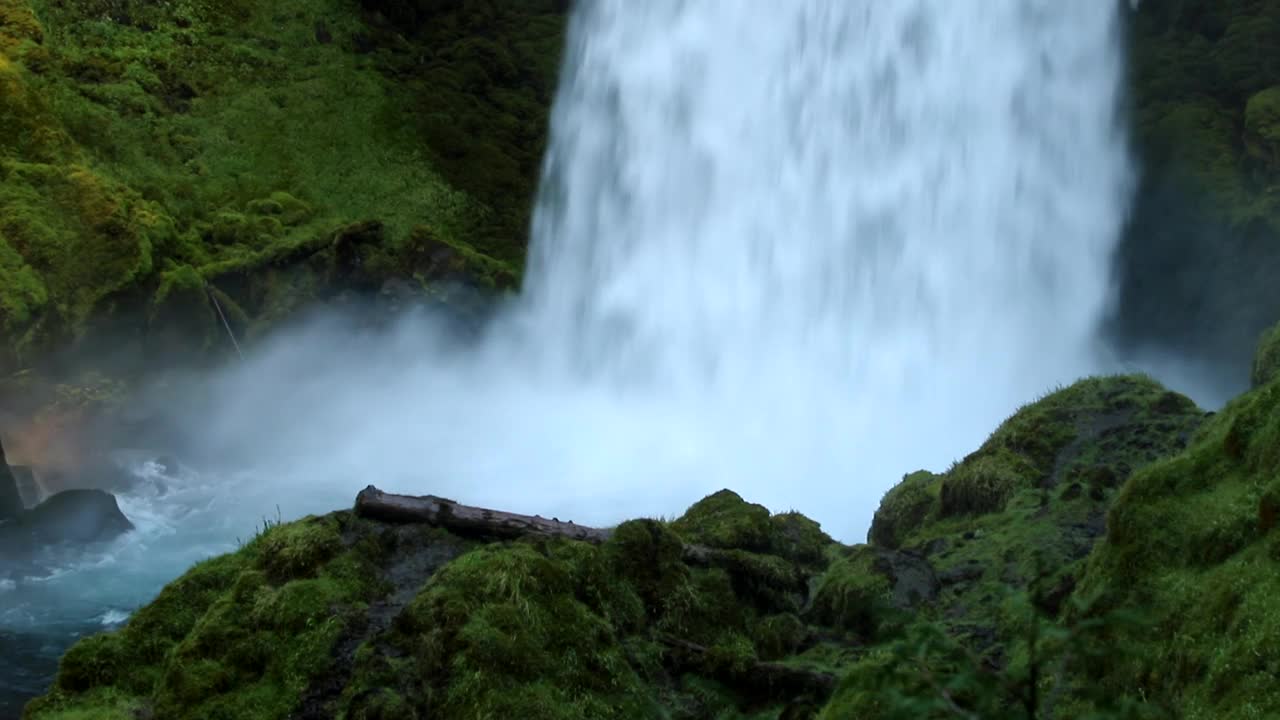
[3,1,1152,714]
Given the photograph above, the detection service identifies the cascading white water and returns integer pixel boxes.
[175,0,1134,540]
[505,0,1132,528]
[2,4,1137,709]
[528,0,1128,386]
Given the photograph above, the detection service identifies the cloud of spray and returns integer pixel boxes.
[125,0,1154,544]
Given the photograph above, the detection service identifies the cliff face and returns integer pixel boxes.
[1111,0,1280,384]
[0,0,565,376]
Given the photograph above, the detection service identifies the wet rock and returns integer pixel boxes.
[0,489,134,577]
[1034,573,1077,616]
[0,440,22,522]
[3,489,133,546]
[10,466,42,507]
[871,548,939,609]
[937,561,984,586]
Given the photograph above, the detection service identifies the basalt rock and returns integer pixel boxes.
[0,488,134,579]
[0,436,22,522]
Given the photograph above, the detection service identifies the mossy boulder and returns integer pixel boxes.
[867,470,937,549]
[24,514,386,720]
[25,491,839,719]
[808,546,895,639]
[670,489,773,552]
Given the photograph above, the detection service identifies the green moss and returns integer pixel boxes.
[1073,373,1280,718]
[1,0,545,368]
[868,471,938,548]
[20,687,145,720]
[809,546,893,638]
[1244,85,1280,166]
[1251,319,1280,388]
[361,0,567,265]
[1129,2,1280,231]
[29,512,384,720]
[767,511,834,568]
[670,489,774,552]
[605,519,692,623]
[0,231,48,332]
[754,613,808,661]
[254,515,343,582]
[940,451,1025,517]
[393,543,657,719]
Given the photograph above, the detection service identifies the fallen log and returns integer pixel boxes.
[353,487,806,585]
[354,485,614,544]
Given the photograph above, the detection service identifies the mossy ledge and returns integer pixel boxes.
[0,0,566,374]
[30,353,1280,718]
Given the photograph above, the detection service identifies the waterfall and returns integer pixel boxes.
[507,0,1131,533]
[114,0,1137,542]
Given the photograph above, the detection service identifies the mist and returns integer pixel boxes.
[103,0,1144,544]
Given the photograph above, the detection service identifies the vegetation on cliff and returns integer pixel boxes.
[0,0,565,373]
[1113,0,1280,375]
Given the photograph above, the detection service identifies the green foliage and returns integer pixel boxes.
[1129,0,1280,229]
[671,489,835,571]
[671,489,775,552]
[358,0,568,265]
[1,0,545,369]
[822,585,1157,720]
[391,542,657,719]
[1244,86,1280,166]
[809,546,893,638]
[1251,319,1280,387]
[1074,372,1280,719]
[26,514,381,720]
[868,470,938,548]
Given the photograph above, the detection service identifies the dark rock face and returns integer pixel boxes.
[16,489,134,545]
[10,465,42,507]
[0,489,134,576]
[0,438,25,522]
[872,548,940,609]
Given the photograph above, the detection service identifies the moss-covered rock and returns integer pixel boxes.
[1071,367,1280,718]
[24,513,390,720]
[808,546,893,639]
[867,470,937,549]
[0,0,554,375]
[27,368,1276,719]
[25,491,841,720]
[671,489,774,552]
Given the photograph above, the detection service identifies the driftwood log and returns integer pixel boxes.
[354,485,614,544]
[354,487,783,572]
